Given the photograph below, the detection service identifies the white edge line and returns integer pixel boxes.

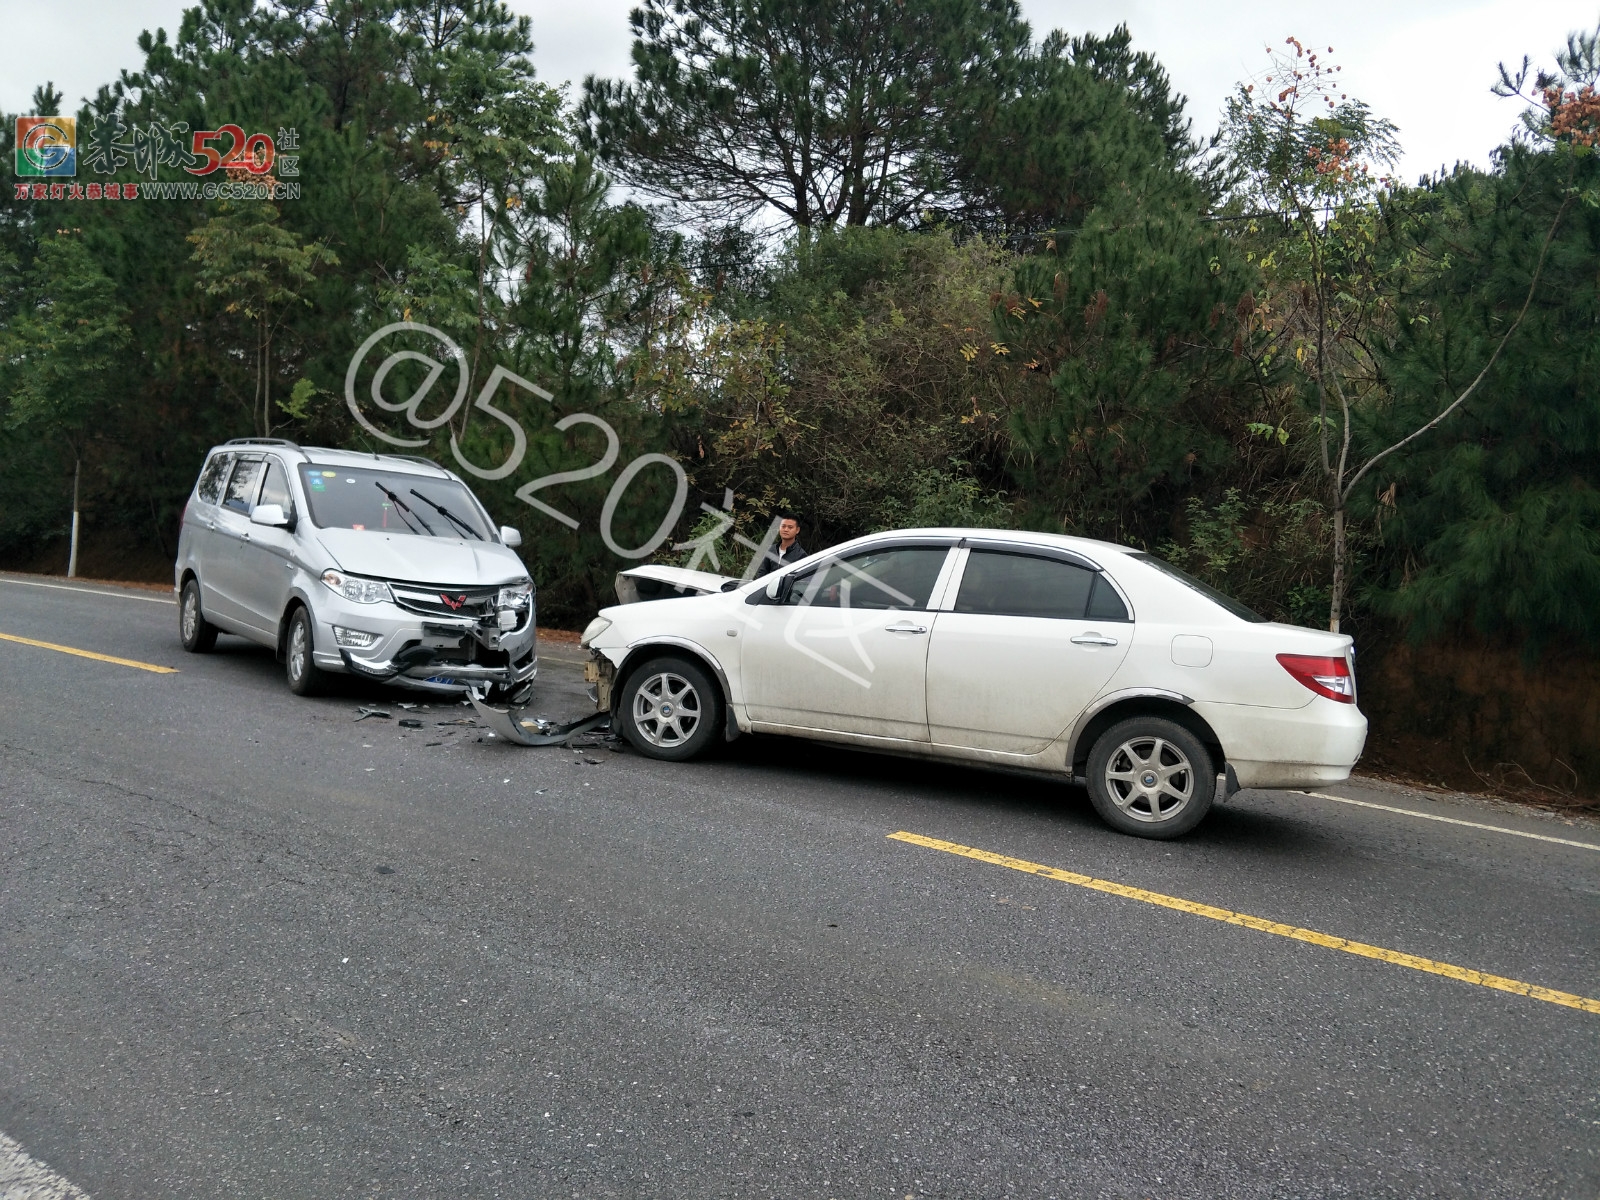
[0,577,173,605]
[1297,790,1600,853]
[0,1129,93,1199]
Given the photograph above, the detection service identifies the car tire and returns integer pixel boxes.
[1085,716,1216,839]
[617,655,721,761]
[179,578,218,653]
[284,606,326,697]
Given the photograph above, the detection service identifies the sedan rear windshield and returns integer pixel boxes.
[1129,553,1268,623]
[297,465,493,540]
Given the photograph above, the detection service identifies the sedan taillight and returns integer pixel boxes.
[1277,653,1355,703]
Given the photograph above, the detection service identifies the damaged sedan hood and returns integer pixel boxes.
[315,527,527,586]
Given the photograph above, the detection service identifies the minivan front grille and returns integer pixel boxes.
[391,583,500,619]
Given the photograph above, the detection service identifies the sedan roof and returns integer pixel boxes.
[853,527,1137,560]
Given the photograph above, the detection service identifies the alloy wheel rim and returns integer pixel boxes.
[288,620,307,682]
[1104,736,1194,823]
[632,671,701,748]
[182,589,198,640]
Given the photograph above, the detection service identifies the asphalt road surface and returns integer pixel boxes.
[2,571,1597,1199]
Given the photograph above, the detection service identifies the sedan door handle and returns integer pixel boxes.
[1070,633,1119,647]
[884,622,928,635]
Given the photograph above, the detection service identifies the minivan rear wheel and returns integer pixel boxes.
[179,578,218,653]
[285,606,326,697]
[1085,716,1215,839]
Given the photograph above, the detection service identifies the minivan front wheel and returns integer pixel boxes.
[1085,716,1215,839]
[179,578,218,653]
[285,606,326,697]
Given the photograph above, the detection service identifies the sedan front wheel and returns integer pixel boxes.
[617,655,721,761]
[1085,716,1215,839]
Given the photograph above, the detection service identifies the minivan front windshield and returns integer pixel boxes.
[297,465,494,540]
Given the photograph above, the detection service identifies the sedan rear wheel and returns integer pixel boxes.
[618,655,721,761]
[1086,716,1215,839]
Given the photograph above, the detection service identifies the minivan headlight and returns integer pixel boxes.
[498,580,533,609]
[321,569,392,605]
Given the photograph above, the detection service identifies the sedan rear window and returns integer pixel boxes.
[297,464,492,539]
[1130,553,1267,623]
[955,551,1096,619]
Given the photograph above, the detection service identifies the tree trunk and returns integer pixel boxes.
[262,322,272,439]
[1328,500,1345,635]
[67,454,81,579]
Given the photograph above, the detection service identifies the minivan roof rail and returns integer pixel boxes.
[225,437,300,448]
[386,454,448,470]
[299,447,450,473]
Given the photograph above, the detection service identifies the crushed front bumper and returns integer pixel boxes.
[315,602,537,693]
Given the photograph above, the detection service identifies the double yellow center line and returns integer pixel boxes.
[890,830,1600,1016]
[0,631,178,674]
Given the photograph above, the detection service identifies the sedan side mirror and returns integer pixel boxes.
[500,525,523,548]
[251,503,289,528]
[764,575,785,601]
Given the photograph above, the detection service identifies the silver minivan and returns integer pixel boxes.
[174,438,537,698]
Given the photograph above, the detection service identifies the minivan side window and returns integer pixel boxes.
[258,459,294,516]
[196,453,233,505]
[221,457,265,514]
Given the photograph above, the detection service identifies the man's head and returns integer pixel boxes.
[777,516,800,546]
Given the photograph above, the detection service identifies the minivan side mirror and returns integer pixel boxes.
[764,574,784,601]
[500,525,523,548]
[251,503,289,528]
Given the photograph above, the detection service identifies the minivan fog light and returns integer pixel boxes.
[333,626,380,648]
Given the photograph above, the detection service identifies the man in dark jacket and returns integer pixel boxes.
[757,514,807,574]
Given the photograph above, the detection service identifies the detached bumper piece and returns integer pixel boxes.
[466,688,610,746]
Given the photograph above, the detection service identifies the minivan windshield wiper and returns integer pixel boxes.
[373,481,432,535]
[409,488,482,539]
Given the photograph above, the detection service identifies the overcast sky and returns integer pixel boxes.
[2,0,1594,184]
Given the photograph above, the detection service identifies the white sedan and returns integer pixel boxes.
[579,529,1367,839]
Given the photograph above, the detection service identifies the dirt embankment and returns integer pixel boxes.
[1359,637,1599,809]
